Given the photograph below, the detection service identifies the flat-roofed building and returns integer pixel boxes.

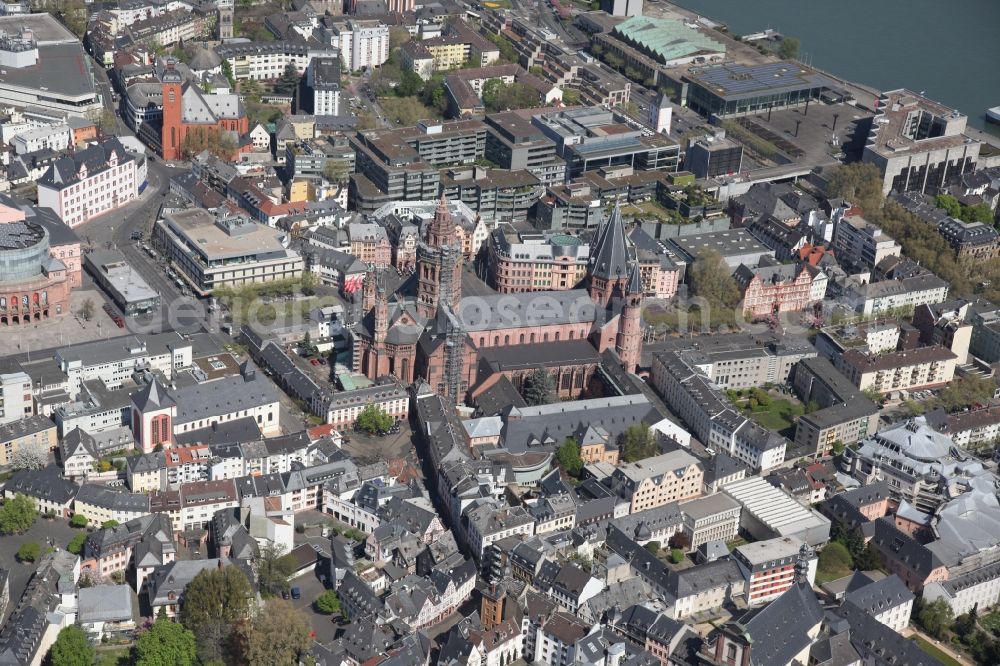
[733,535,816,606]
[440,166,541,224]
[84,250,160,315]
[684,61,838,118]
[532,107,679,179]
[678,492,741,549]
[835,346,957,393]
[666,229,773,270]
[791,357,879,457]
[306,56,341,116]
[862,89,982,195]
[0,15,101,114]
[484,111,566,185]
[154,209,303,296]
[722,475,831,546]
[831,215,901,271]
[54,331,193,399]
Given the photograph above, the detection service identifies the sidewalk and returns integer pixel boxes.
[902,627,973,666]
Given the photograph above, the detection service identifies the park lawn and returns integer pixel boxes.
[379,96,441,125]
[749,398,805,432]
[815,562,852,585]
[980,610,1000,633]
[95,646,131,666]
[911,636,962,666]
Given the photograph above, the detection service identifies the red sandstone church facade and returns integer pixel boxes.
[353,198,645,402]
[160,60,250,162]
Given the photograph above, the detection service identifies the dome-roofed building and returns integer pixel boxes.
[0,197,73,324]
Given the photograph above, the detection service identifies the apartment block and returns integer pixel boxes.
[835,346,957,393]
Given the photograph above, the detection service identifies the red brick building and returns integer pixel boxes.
[160,60,249,162]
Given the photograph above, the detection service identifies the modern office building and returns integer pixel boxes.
[350,120,487,213]
[684,135,743,179]
[862,89,982,195]
[532,108,679,179]
[439,166,541,224]
[484,111,565,187]
[84,250,160,316]
[831,215,901,271]
[666,229,773,270]
[154,209,303,296]
[306,57,341,116]
[684,61,838,118]
[0,15,101,114]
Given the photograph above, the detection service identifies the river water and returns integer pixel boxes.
[668,0,1000,132]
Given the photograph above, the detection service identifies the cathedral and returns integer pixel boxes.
[352,197,645,402]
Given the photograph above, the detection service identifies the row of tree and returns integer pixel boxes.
[49,558,312,666]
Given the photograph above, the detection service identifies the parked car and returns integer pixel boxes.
[281,590,290,600]
[310,358,321,366]
[290,587,301,600]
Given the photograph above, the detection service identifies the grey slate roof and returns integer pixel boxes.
[77,585,135,624]
[836,601,944,665]
[171,371,279,426]
[590,203,633,281]
[739,581,824,666]
[4,466,78,505]
[843,573,914,618]
[39,137,132,190]
[500,394,662,454]
[130,379,176,411]
[75,484,150,514]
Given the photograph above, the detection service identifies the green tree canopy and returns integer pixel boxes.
[689,248,741,310]
[778,36,800,59]
[389,26,412,49]
[180,566,253,664]
[17,542,40,562]
[554,437,583,477]
[273,63,301,95]
[67,532,88,555]
[482,80,542,112]
[233,600,311,666]
[257,543,296,597]
[818,541,853,574]
[135,618,198,666]
[522,368,555,406]
[915,597,954,640]
[618,424,658,462]
[826,162,885,214]
[934,194,995,224]
[356,404,393,434]
[395,68,424,97]
[0,494,37,534]
[315,590,342,615]
[49,626,94,666]
[70,514,89,528]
